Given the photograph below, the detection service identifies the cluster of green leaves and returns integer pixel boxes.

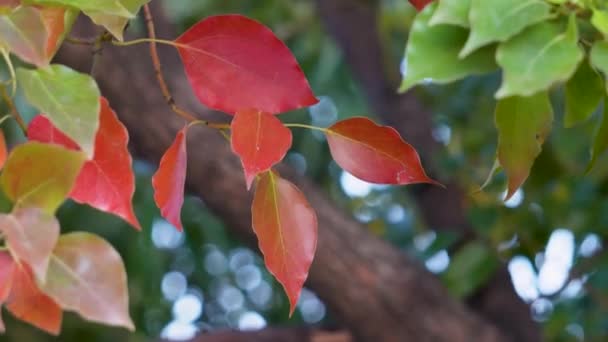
[402,0,608,199]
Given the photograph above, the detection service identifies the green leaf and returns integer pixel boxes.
[588,99,608,172]
[591,41,608,93]
[564,59,604,127]
[86,0,150,41]
[442,242,499,298]
[592,9,608,36]
[24,0,133,17]
[399,3,497,93]
[1,142,85,213]
[461,0,551,57]
[429,0,471,28]
[43,232,134,330]
[496,16,583,98]
[0,6,48,67]
[17,65,101,158]
[495,92,553,200]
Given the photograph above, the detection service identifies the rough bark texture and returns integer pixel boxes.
[314,1,542,341]
[55,3,533,341]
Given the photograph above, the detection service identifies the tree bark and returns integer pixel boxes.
[314,1,541,342]
[57,5,514,342]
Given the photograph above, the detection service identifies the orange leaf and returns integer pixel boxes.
[175,15,318,115]
[231,109,292,189]
[0,131,7,170]
[0,252,14,333]
[0,208,60,282]
[326,117,439,185]
[28,98,141,230]
[43,232,134,330]
[40,6,65,59]
[152,127,188,231]
[6,264,62,335]
[252,171,317,315]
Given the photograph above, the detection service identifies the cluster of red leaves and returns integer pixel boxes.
[153,14,438,314]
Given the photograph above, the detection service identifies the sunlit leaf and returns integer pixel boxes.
[43,232,134,330]
[429,0,470,27]
[564,59,604,127]
[0,6,48,66]
[26,0,133,17]
[495,92,553,200]
[0,208,59,282]
[252,171,317,315]
[175,14,318,114]
[6,264,62,335]
[231,109,292,189]
[587,99,608,172]
[326,117,438,185]
[17,65,101,158]
[592,9,608,36]
[496,16,583,98]
[399,3,496,92]
[590,41,608,92]
[87,0,150,41]
[461,0,550,57]
[152,127,187,231]
[1,142,85,213]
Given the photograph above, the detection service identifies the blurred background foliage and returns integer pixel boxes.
[0,0,606,341]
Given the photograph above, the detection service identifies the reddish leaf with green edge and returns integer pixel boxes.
[0,208,60,283]
[1,142,85,213]
[410,0,433,11]
[6,264,62,335]
[27,99,141,229]
[0,131,6,170]
[325,117,439,185]
[0,252,13,333]
[231,109,292,189]
[175,14,318,115]
[152,127,187,231]
[42,232,134,330]
[252,171,317,315]
[27,115,80,150]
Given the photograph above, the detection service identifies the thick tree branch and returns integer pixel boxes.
[314,1,541,341]
[58,8,508,342]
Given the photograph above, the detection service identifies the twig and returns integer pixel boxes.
[65,36,96,46]
[90,31,110,76]
[0,84,26,134]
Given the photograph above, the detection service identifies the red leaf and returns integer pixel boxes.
[325,117,439,185]
[0,131,6,170]
[252,171,317,315]
[409,0,434,11]
[175,14,318,115]
[6,264,62,335]
[231,109,292,189]
[28,98,141,230]
[0,252,14,303]
[152,127,188,231]
[27,115,80,150]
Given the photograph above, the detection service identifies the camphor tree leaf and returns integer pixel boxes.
[460,0,551,57]
[564,59,604,127]
[399,3,496,92]
[496,16,583,99]
[495,92,553,200]
[231,109,293,189]
[26,0,133,17]
[590,41,608,92]
[325,117,439,185]
[0,208,59,283]
[175,14,318,114]
[429,0,471,28]
[28,99,141,229]
[0,6,48,66]
[87,0,150,41]
[42,232,134,330]
[152,127,188,231]
[6,264,62,335]
[1,142,85,213]
[252,171,317,315]
[17,65,101,158]
[587,98,608,172]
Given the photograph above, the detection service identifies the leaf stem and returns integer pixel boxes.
[65,36,96,46]
[284,123,329,133]
[188,120,230,130]
[0,84,26,134]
